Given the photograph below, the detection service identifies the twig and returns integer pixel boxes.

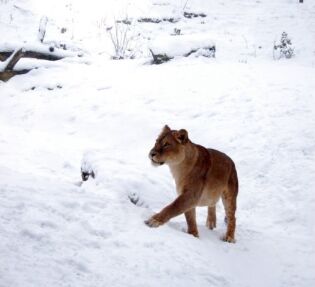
[183,0,189,11]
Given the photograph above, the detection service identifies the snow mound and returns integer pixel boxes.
[149,34,215,58]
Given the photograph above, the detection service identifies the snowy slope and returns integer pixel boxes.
[1,1,315,287]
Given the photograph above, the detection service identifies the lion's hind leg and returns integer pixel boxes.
[221,165,238,243]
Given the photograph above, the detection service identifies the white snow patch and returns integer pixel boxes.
[1,0,315,287]
[149,33,215,57]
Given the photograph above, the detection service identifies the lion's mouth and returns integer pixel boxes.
[151,159,164,166]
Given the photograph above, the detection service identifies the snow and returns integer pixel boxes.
[0,42,80,57]
[1,0,315,287]
[149,34,215,58]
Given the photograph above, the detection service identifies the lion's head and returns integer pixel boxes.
[149,125,189,166]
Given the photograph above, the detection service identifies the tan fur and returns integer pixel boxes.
[145,125,239,243]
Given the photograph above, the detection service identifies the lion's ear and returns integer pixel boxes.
[174,129,188,144]
[158,125,171,137]
[162,125,171,133]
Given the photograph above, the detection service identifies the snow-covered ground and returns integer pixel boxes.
[1,0,315,286]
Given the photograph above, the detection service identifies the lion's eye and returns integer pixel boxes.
[163,142,170,148]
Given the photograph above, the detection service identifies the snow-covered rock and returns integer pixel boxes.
[149,34,215,61]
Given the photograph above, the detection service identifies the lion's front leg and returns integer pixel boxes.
[145,191,199,229]
[144,213,165,227]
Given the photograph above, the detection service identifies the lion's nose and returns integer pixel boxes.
[150,150,157,158]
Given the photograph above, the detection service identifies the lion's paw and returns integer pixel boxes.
[206,218,216,230]
[221,235,236,243]
[145,216,163,228]
[188,229,199,238]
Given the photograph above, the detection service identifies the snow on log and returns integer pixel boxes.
[0,42,78,61]
[0,43,81,81]
[149,34,215,64]
[0,49,63,62]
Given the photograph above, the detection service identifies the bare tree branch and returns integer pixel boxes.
[3,48,24,71]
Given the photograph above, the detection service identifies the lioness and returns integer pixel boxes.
[145,125,238,243]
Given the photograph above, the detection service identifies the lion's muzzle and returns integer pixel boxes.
[149,149,164,166]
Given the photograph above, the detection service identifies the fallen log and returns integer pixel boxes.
[0,46,70,82]
[0,48,63,62]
